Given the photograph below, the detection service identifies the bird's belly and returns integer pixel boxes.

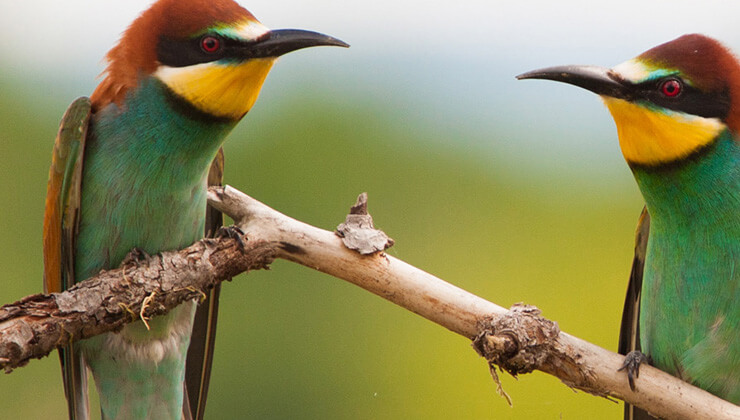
[81,302,196,420]
[640,246,740,403]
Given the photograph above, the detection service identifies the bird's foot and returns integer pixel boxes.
[216,225,246,251]
[618,350,650,391]
[122,247,151,268]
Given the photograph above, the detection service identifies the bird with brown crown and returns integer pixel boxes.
[42,0,347,418]
[519,34,740,418]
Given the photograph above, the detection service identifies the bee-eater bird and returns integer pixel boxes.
[42,0,347,419]
[518,34,740,418]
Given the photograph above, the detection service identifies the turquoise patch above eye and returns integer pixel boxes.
[642,67,694,87]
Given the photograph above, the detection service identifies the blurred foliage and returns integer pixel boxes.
[0,71,643,419]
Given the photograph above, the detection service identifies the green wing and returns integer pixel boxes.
[184,147,225,420]
[42,97,92,420]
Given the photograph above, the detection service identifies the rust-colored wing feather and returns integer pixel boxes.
[42,97,92,420]
[184,147,225,420]
[43,97,91,293]
[618,207,653,420]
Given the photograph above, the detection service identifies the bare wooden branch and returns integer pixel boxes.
[0,237,277,372]
[207,185,740,420]
[1,185,737,419]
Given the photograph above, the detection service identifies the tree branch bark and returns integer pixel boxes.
[0,185,737,420]
[0,236,277,372]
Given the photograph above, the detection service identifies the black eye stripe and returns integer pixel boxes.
[625,77,731,120]
[158,36,221,67]
[157,34,253,67]
[157,33,276,68]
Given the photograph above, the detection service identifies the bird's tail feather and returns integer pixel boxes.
[60,343,90,420]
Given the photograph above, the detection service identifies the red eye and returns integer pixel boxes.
[200,36,221,53]
[660,78,682,97]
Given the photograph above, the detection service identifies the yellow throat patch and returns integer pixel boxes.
[603,97,725,166]
[155,58,276,120]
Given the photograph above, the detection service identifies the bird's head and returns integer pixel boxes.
[91,0,348,120]
[518,34,740,167]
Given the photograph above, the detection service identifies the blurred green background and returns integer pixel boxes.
[1,0,739,418]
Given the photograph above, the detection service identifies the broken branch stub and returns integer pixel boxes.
[335,192,394,255]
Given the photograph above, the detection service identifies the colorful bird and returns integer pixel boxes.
[42,0,347,419]
[518,34,740,418]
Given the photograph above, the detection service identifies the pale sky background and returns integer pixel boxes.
[4,0,740,71]
[0,2,738,417]
[2,0,740,179]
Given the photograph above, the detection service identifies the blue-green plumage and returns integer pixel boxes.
[635,131,740,401]
[41,2,345,418]
[75,77,235,419]
[76,78,234,282]
[517,34,740,418]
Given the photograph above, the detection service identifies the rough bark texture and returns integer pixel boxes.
[0,237,276,372]
[474,304,564,379]
[0,186,738,420]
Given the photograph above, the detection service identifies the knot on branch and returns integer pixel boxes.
[336,193,394,255]
[472,303,560,377]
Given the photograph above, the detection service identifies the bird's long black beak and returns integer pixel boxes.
[516,65,629,99]
[249,29,349,58]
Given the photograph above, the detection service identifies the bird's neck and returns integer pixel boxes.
[92,76,237,175]
[79,76,238,279]
[632,129,740,230]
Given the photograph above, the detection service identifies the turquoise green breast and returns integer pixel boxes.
[634,130,740,403]
[75,77,235,419]
[76,78,233,281]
